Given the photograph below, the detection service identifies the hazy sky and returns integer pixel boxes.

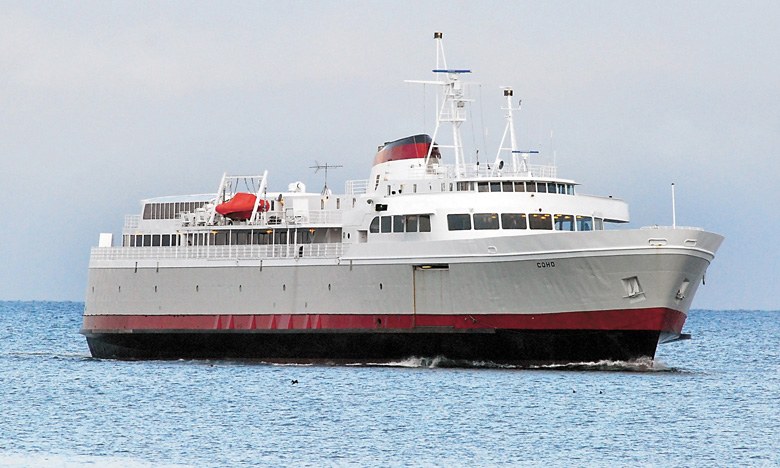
[1,1,778,309]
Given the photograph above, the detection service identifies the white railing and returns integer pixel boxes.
[346,164,558,188]
[346,179,368,195]
[124,215,141,229]
[91,243,345,261]
[438,163,558,179]
[297,210,343,225]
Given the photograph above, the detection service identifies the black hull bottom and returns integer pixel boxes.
[83,329,661,365]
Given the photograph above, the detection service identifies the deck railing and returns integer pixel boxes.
[344,163,558,194]
[91,243,345,261]
[124,215,141,229]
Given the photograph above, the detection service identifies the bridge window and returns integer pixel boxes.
[447,214,471,231]
[502,181,514,192]
[381,216,392,233]
[477,182,489,192]
[370,217,380,233]
[490,182,501,192]
[554,214,575,231]
[514,181,525,192]
[474,213,499,230]
[595,218,604,230]
[393,215,405,233]
[536,182,546,193]
[529,213,553,230]
[501,213,527,229]
[577,216,593,231]
[420,215,431,232]
[406,215,419,232]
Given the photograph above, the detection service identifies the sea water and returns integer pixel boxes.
[0,302,778,467]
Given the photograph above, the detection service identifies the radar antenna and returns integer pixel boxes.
[310,161,342,196]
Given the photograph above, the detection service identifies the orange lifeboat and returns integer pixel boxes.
[215,193,269,220]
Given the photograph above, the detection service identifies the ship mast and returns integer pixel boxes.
[406,32,472,177]
[494,88,537,175]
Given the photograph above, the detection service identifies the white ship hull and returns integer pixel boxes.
[82,227,722,363]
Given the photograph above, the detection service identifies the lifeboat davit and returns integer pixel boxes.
[215,193,269,220]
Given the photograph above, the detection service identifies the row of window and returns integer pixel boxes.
[457,181,575,195]
[143,201,208,220]
[447,213,603,231]
[369,215,432,234]
[124,228,334,247]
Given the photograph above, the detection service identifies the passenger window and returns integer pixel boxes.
[447,214,472,231]
[502,181,514,192]
[419,215,431,232]
[577,216,593,231]
[393,215,405,232]
[554,214,575,231]
[406,215,419,232]
[380,216,391,233]
[473,213,499,230]
[529,213,553,230]
[369,217,379,233]
[595,218,604,230]
[501,213,527,229]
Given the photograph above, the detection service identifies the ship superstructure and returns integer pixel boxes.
[81,33,723,364]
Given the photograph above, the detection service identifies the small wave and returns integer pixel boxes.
[353,356,519,369]
[348,355,682,372]
[529,357,681,372]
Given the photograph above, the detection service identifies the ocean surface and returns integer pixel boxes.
[0,302,778,468]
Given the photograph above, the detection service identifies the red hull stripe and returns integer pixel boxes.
[82,308,686,334]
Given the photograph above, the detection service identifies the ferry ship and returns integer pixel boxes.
[81,33,723,364]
